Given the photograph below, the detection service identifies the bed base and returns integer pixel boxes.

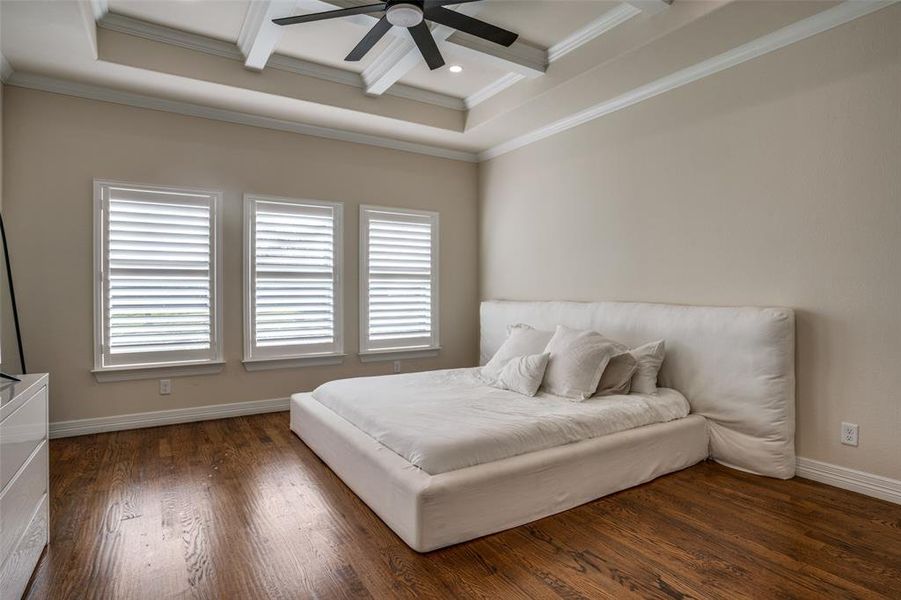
[290,393,708,552]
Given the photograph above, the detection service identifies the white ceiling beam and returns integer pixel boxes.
[361,22,458,96]
[76,0,107,58]
[361,37,418,96]
[625,0,674,16]
[238,0,300,70]
[444,34,546,78]
[88,0,109,20]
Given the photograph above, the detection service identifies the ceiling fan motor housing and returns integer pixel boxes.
[386,0,424,28]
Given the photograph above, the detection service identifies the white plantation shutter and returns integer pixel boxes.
[361,206,439,353]
[245,196,343,361]
[95,182,221,369]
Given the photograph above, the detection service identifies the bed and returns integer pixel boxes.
[290,300,796,552]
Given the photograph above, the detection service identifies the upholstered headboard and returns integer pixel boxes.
[480,300,796,479]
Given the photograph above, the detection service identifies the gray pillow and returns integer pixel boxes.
[630,340,666,394]
[595,351,638,396]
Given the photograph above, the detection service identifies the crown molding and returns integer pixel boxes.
[264,51,364,86]
[100,13,247,60]
[464,73,524,110]
[547,3,642,63]
[385,81,466,111]
[481,0,899,161]
[6,72,479,163]
[797,457,901,505]
[98,13,465,111]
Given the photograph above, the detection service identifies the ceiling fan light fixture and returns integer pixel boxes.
[386,3,423,28]
[449,64,463,73]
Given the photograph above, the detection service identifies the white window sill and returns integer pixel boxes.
[358,347,440,363]
[92,360,225,383]
[242,353,346,371]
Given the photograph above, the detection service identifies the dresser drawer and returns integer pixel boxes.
[0,441,48,565]
[0,386,48,493]
[0,493,48,600]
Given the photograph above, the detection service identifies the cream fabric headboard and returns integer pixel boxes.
[480,300,796,479]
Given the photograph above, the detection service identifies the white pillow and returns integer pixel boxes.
[542,325,620,401]
[491,353,550,397]
[481,324,553,382]
[630,340,666,394]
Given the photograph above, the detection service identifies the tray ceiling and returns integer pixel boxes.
[0,0,875,159]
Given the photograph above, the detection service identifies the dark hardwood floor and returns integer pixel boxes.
[25,412,901,599]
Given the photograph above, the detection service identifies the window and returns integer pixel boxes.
[360,206,439,359]
[244,195,343,368]
[93,181,222,378]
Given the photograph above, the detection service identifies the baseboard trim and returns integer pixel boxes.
[49,397,290,439]
[46,410,901,505]
[796,457,901,505]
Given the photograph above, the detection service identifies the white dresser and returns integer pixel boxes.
[0,374,49,600]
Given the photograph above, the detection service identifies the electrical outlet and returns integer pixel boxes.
[159,379,172,395]
[841,422,858,446]
[393,361,401,374]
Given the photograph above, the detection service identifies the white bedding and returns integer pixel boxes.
[311,368,691,475]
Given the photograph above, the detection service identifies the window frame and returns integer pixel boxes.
[359,205,440,361]
[243,194,345,370]
[92,180,224,381]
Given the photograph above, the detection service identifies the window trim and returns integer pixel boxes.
[242,194,345,369]
[92,179,224,379]
[359,204,440,360]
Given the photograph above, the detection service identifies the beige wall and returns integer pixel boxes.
[0,81,5,371]
[1,87,479,422]
[480,8,901,479]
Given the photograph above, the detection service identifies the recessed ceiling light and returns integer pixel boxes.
[449,65,463,74]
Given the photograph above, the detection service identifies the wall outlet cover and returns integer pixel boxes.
[841,422,858,446]
[160,379,172,395]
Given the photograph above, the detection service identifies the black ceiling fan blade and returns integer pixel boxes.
[424,6,518,46]
[423,0,482,8]
[346,16,393,61]
[408,22,445,70]
[273,3,385,26]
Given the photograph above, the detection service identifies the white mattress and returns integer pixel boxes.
[291,394,709,551]
[311,368,691,475]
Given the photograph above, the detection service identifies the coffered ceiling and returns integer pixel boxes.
[0,0,893,160]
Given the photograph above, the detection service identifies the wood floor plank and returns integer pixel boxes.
[24,412,901,600]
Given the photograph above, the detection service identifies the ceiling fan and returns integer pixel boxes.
[273,0,518,71]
